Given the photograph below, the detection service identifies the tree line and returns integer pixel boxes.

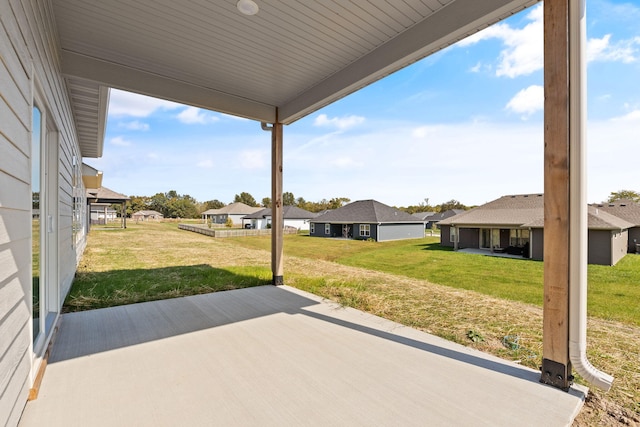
[119,189,640,219]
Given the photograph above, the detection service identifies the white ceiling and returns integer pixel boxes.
[52,0,538,158]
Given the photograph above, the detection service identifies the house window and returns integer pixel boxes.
[360,224,370,237]
[509,229,530,247]
[310,223,315,234]
[449,227,457,243]
[324,224,330,235]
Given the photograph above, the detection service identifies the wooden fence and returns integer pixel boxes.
[178,224,298,238]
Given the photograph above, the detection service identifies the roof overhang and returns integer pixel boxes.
[53,0,537,158]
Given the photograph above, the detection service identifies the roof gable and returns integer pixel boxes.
[440,193,634,230]
[312,200,421,224]
[593,201,640,226]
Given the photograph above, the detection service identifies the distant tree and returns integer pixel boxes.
[166,197,198,218]
[607,190,640,203]
[126,195,150,217]
[261,197,272,208]
[234,192,258,207]
[283,192,296,206]
[328,197,350,209]
[401,198,435,214]
[203,199,225,210]
[435,199,467,212]
[149,192,169,217]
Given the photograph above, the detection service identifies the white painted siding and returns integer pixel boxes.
[0,1,87,425]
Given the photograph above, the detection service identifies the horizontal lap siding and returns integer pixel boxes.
[610,230,628,266]
[0,2,33,424]
[377,223,423,242]
[1,0,86,425]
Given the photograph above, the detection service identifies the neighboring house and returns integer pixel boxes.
[592,200,640,253]
[427,209,465,229]
[202,202,262,226]
[243,206,317,230]
[132,210,164,221]
[86,187,130,229]
[89,203,117,224]
[439,194,633,266]
[310,200,425,242]
[412,211,436,229]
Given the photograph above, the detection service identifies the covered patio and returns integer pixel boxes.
[1,0,613,425]
[19,286,585,426]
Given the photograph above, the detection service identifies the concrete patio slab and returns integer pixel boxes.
[20,285,585,426]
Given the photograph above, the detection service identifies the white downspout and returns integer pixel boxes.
[568,0,613,391]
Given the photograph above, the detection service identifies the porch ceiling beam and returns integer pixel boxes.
[60,50,276,123]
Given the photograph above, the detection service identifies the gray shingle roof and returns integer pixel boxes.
[412,211,436,221]
[440,194,634,230]
[592,200,640,226]
[439,194,543,226]
[202,202,261,215]
[86,187,130,201]
[311,200,422,224]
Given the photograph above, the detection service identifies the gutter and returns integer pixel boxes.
[568,0,613,391]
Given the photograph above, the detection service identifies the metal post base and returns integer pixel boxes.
[272,275,284,286]
[540,358,573,391]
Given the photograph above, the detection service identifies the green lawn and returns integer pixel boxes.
[226,234,640,326]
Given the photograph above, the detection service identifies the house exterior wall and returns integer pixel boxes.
[611,230,629,265]
[531,229,544,261]
[588,230,613,265]
[0,1,86,425]
[377,223,424,242]
[284,218,309,231]
[439,225,453,247]
[459,228,480,249]
[439,226,479,249]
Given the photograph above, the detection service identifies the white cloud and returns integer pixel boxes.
[177,106,220,124]
[314,113,365,130]
[119,120,149,131]
[331,157,363,169]
[110,136,132,146]
[108,89,182,117]
[196,159,214,168]
[588,34,640,63]
[506,85,544,118]
[469,62,482,73]
[411,125,443,139]
[457,4,543,78]
[238,149,266,170]
[611,109,640,122]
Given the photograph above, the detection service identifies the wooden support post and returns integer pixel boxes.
[271,121,284,286]
[541,0,572,390]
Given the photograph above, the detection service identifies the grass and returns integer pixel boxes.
[226,234,640,326]
[66,222,640,425]
[65,222,271,311]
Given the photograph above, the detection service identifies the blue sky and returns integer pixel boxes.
[92,1,640,207]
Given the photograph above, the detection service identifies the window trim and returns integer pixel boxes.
[359,224,370,237]
[324,224,330,235]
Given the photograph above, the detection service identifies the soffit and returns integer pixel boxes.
[52,0,537,158]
